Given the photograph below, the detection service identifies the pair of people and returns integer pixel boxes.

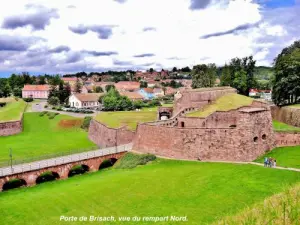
[264,157,276,168]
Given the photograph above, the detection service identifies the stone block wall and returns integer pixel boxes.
[88,119,135,147]
[174,87,236,114]
[0,119,23,136]
[271,106,300,127]
[133,108,275,162]
[275,132,300,147]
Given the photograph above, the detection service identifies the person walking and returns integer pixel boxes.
[264,157,268,167]
[268,157,273,167]
[273,159,277,168]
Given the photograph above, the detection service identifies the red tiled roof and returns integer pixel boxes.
[115,81,140,91]
[22,85,50,91]
[143,88,154,93]
[62,77,79,82]
[74,93,104,102]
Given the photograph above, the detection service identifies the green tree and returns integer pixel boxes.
[140,81,148,88]
[232,70,248,94]
[12,87,22,97]
[272,40,300,106]
[105,85,115,92]
[191,64,215,88]
[48,96,60,106]
[220,64,232,86]
[74,78,82,93]
[149,68,154,73]
[94,86,104,93]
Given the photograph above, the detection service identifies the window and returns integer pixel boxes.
[253,137,258,142]
[262,134,267,140]
[181,121,185,128]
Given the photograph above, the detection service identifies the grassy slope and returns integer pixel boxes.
[186,93,253,117]
[0,113,96,165]
[214,182,300,225]
[95,110,157,131]
[0,159,299,225]
[273,120,300,132]
[0,100,27,122]
[255,146,300,169]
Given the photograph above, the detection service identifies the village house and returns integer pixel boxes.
[22,85,50,99]
[94,82,115,92]
[153,88,164,97]
[69,93,104,109]
[115,81,140,92]
[62,77,81,86]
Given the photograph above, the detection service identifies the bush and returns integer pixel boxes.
[48,96,59,106]
[52,106,57,110]
[44,105,48,108]
[23,97,33,102]
[39,111,47,117]
[57,107,62,111]
[2,178,26,191]
[81,116,92,130]
[68,165,89,177]
[0,102,6,107]
[36,171,59,184]
[114,153,156,169]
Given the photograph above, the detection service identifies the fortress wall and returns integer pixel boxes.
[174,87,236,114]
[271,106,300,127]
[133,109,275,161]
[275,132,300,147]
[88,119,135,147]
[0,119,23,136]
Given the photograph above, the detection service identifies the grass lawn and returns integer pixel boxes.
[255,146,300,169]
[186,93,253,117]
[273,120,300,132]
[0,99,27,122]
[0,112,96,165]
[95,110,157,131]
[0,159,299,225]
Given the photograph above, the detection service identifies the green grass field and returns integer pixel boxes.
[273,120,300,132]
[186,93,253,117]
[0,113,96,165]
[0,99,27,122]
[0,158,299,225]
[255,146,300,169]
[95,110,157,131]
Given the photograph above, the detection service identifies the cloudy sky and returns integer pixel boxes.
[0,0,299,76]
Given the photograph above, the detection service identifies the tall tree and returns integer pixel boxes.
[272,40,300,106]
[74,78,82,93]
[191,64,215,88]
[220,64,231,86]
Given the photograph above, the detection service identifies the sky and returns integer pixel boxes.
[0,0,299,77]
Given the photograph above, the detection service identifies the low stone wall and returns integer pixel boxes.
[88,119,135,147]
[0,119,23,136]
[275,132,300,147]
[271,106,300,127]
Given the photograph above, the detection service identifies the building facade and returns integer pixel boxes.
[22,85,50,99]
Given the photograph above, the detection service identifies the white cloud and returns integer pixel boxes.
[0,0,298,74]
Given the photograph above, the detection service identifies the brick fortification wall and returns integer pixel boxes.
[133,107,275,162]
[88,119,135,147]
[275,132,300,147]
[271,106,300,127]
[174,87,236,114]
[0,119,23,136]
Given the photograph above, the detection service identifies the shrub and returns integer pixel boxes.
[52,106,57,110]
[23,97,33,102]
[39,111,47,117]
[0,102,6,107]
[44,105,48,108]
[48,96,59,106]
[36,171,59,184]
[81,116,92,130]
[68,165,89,177]
[2,178,26,191]
[114,153,156,169]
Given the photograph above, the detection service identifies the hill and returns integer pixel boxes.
[254,66,274,81]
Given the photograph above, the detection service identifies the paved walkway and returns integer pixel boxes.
[0,144,132,177]
[130,150,300,173]
[29,101,99,118]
